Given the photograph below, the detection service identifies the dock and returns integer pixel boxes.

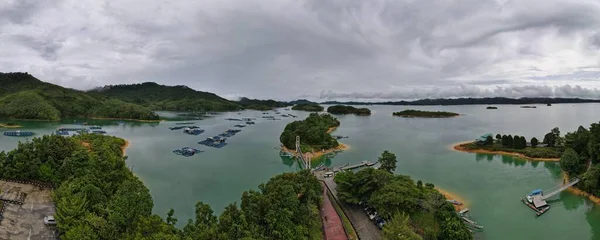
[332,161,376,172]
[521,178,579,216]
[3,131,34,137]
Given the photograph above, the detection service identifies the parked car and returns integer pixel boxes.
[44,216,56,225]
[377,220,386,229]
[368,212,378,220]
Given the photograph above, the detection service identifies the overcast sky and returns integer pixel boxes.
[2,0,600,101]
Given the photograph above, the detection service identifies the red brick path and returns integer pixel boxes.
[320,182,348,240]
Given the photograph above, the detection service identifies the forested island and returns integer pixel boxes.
[326,105,371,115]
[393,109,459,118]
[335,151,472,239]
[454,130,562,160]
[0,73,158,121]
[237,97,292,110]
[291,103,324,112]
[280,113,340,152]
[321,97,600,106]
[0,134,324,239]
[486,106,498,109]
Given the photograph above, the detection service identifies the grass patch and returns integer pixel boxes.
[462,142,561,158]
[326,187,358,240]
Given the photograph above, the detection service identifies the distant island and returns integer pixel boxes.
[520,106,537,108]
[291,103,324,112]
[280,113,346,158]
[0,72,159,121]
[321,97,600,106]
[486,106,498,109]
[453,132,561,161]
[326,105,371,115]
[393,109,459,118]
[237,97,292,111]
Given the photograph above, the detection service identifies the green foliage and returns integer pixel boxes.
[485,135,494,145]
[392,110,458,118]
[379,150,398,173]
[560,148,586,176]
[543,127,561,147]
[334,167,471,239]
[280,113,340,151]
[495,134,501,141]
[383,213,422,240]
[0,72,158,120]
[291,103,324,112]
[237,97,292,110]
[462,142,562,159]
[327,105,371,115]
[95,82,241,112]
[531,137,539,147]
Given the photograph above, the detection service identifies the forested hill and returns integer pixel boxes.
[322,97,600,106]
[237,97,292,110]
[93,82,241,112]
[0,72,158,121]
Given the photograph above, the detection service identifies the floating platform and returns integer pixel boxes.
[246,121,255,125]
[176,122,196,125]
[234,124,246,128]
[57,127,86,132]
[262,116,275,119]
[521,197,550,216]
[198,136,228,148]
[88,126,102,130]
[173,147,204,157]
[92,130,107,134]
[3,131,34,137]
[55,131,70,136]
[184,129,205,135]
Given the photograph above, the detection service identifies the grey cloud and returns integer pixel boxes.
[1,0,600,100]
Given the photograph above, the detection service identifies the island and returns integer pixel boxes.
[279,113,347,159]
[326,105,371,115]
[392,109,459,118]
[0,123,20,128]
[520,106,537,108]
[453,132,562,161]
[486,106,498,109]
[291,103,324,112]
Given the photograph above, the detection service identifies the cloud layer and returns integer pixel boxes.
[1,0,600,100]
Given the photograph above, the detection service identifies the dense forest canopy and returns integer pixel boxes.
[558,122,600,197]
[291,103,324,112]
[280,113,340,151]
[462,133,561,158]
[334,167,472,240]
[0,73,158,120]
[237,97,292,111]
[0,134,323,240]
[322,97,600,106]
[93,82,241,112]
[392,109,459,118]
[326,105,371,115]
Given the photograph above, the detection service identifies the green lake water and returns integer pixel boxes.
[2,104,600,239]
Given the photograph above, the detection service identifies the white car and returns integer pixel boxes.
[44,216,56,225]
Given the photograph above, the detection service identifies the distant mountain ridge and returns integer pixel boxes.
[320,97,600,105]
[0,72,158,121]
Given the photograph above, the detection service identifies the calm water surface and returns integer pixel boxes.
[2,104,600,240]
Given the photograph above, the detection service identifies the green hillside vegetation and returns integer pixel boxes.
[94,82,241,112]
[462,132,561,158]
[327,105,371,115]
[237,97,292,110]
[0,72,158,121]
[0,135,323,240]
[335,165,472,240]
[393,109,459,118]
[558,123,600,197]
[280,113,340,151]
[292,103,324,112]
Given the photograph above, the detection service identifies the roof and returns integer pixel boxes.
[475,133,493,142]
[532,195,548,208]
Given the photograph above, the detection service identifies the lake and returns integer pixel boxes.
[2,104,600,240]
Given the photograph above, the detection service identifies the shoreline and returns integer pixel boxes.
[451,141,560,162]
[0,124,21,128]
[90,117,163,123]
[281,143,350,161]
[564,174,600,205]
[436,187,468,211]
[121,139,130,156]
[393,114,459,118]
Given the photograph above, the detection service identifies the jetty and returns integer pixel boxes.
[332,160,376,172]
[522,178,579,216]
[3,131,34,137]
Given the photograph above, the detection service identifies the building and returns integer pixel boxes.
[475,133,493,145]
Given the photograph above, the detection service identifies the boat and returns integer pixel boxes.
[224,118,243,121]
[173,147,204,157]
[3,131,35,137]
[459,208,470,215]
[176,122,196,125]
[280,151,294,158]
[447,199,463,205]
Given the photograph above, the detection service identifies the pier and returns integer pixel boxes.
[332,161,376,172]
[522,178,579,216]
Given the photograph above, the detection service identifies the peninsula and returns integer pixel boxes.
[327,105,371,115]
[452,132,562,161]
[393,109,459,118]
[280,113,346,159]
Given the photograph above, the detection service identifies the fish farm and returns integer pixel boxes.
[57,127,87,132]
[176,122,196,125]
[198,136,228,148]
[169,126,199,130]
[92,130,107,134]
[173,147,204,157]
[225,118,243,121]
[234,124,246,128]
[184,128,205,135]
[3,131,34,137]
[88,126,102,130]
[55,131,70,136]
[246,121,255,125]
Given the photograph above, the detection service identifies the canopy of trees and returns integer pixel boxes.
[326,105,371,115]
[321,97,600,106]
[280,113,340,151]
[93,82,241,112]
[392,110,459,118]
[463,131,562,159]
[237,97,292,111]
[0,135,324,239]
[334,167,472,240]
[291,103,324,112]
[0,73,158,121]
[560,122,600,197]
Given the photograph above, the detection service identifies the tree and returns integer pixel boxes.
[382,213,422,240]
[485,135,494,145]
[501,135,509,146]
[543,127,561,147]
[379,150,398,173]
[495,134,501,142]
[531,137,539,147]
[506,135,513,148]
[513,135,520,148]
[560,148,586,176]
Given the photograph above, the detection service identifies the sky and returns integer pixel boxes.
[2,0,600,101]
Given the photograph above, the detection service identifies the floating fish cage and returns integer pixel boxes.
[245,121,255,125]
[3,131,34,137]
[225,118,243,121]
[234,124,246,128]
[198,137,228,148]
[55,131,70,136]
[176,122,196,125]
[184,129,205,135]
[170,126,199,130]
[92,130,107,134]
[88,126,102,130]
[173,147,204,157]
[57,127,86,132]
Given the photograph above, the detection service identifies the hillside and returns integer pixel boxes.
[292,103,324,112]
[237,97,292,110]
[0,72,158,121]
[94,82,241,112]
[327,105,371,115]
[322,97,600,106]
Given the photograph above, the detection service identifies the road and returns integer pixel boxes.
[322,176,382,240]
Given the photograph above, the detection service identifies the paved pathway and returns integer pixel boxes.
[320,182,347,240]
